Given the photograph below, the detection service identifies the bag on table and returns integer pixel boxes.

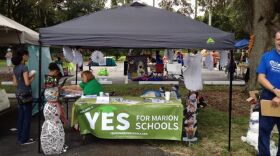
[17,92,33,104]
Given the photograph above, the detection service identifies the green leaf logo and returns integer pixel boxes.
[207,37,215,44]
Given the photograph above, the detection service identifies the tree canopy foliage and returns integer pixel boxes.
[0,0,106,30]
[0,0,253,39]
[197,0,253,39]
[2,1,280,91]
[111,0,132,7]
[159,0,193,16]
[158,0,252,39]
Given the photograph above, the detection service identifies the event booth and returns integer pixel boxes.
[39,2,235,152]
[0,13,38,45]
[234,39,249,49]
[0,13,52,113]
[0,14,51,113]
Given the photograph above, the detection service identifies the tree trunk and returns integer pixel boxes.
[248,0,280,90]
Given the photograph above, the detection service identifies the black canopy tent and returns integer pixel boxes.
[38,2,235,152]
[40,2,234,49]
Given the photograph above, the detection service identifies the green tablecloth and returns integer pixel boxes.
[71,97,183,140]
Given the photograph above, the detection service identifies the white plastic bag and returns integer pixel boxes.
[0,89,10,111]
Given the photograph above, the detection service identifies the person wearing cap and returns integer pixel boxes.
[5,48,13,73]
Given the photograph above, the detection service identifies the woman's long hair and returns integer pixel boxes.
[11,48,28,66]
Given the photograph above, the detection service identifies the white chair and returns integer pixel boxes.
[166,63,182,79]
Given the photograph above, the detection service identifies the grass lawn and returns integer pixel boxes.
[147,108,256,156]
[0,81,258,155]
[0,60,6,68]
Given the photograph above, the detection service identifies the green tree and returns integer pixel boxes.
[111,0,132,8]
[248,0,280,90]
[227,0,253,39]
[0,0,61,29]
[0,0,34,28]
[197,0,280,90]
[159,0,193,16]
[0,0,106,30]
[62,0,106,20]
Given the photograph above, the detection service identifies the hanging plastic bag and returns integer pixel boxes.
[0,89,10,111]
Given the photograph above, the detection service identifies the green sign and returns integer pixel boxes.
[72,98,183,141]
[207,37,215,44]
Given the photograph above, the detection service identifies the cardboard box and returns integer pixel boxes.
[261,100,280,117]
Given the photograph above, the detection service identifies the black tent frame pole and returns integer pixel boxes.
[38,41,42,153]
[76,64,78,85]
[16,31,21,45]
[228,50,234,152]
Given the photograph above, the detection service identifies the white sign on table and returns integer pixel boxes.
[96,96,110,104]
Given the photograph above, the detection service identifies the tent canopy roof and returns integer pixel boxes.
[234,39,249,49]
[0,13,39,45]
[40,2,234,49]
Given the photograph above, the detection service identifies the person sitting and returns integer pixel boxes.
[62,70,103,96]
[147,56,156,76]
[137,62,146,77]
[156,50,163,64]
[48,62,62,78]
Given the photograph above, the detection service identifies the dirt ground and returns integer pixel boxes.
[202,89,251,116]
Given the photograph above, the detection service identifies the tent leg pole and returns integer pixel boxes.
[16,31,21,45]
[76,64,78,85]
[38,42,42,153]
[228,50,233,152]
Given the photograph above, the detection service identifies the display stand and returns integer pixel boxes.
[183,92,198,145]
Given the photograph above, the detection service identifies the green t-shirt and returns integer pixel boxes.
[79,79,103,95]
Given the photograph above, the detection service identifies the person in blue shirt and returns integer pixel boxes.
[257,30,280,156]
[176,51,184,66]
